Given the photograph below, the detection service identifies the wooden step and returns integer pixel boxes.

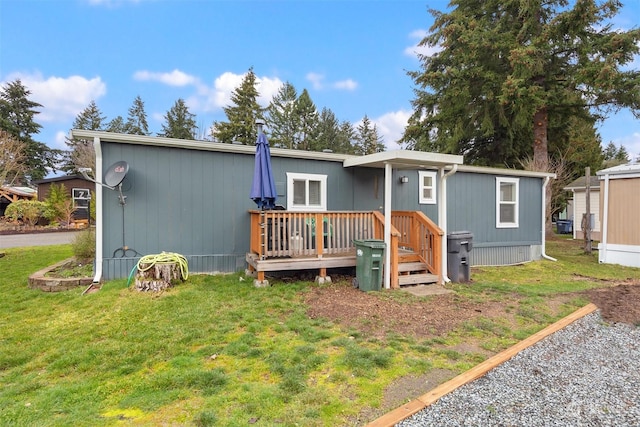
[398,273,439,286]
[398,253,421,263]
[398,261,428,273]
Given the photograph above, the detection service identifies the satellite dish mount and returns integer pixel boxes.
[79,161,129,206]
[79,161,139,257]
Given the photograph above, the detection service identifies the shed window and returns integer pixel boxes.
[287,173,327,211]
[72,188,91,209]
[496,177,519,228]
[418,171,437,204]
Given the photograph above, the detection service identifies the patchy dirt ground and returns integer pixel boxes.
[305,278,640,343]
[583,279,640,325]
[304,277,640,424]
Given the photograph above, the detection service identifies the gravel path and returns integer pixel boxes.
[397,311,640,427]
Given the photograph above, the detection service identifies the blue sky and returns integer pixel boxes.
[1,0,639,166]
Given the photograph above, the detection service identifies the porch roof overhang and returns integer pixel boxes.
[343,150,464,289]
[342,150,464,169]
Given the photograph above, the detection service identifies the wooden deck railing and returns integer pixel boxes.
[250,210,380,258]
[249,210,402,288]
[391,210,443,282]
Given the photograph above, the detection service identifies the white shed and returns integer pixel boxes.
[564,176,600,241]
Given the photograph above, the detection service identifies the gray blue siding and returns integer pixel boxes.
[99,140,546,278]
[100,141,372,279]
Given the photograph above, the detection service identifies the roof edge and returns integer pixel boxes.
[69,130,357,163]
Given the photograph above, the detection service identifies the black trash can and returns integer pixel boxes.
[447,231,473,283]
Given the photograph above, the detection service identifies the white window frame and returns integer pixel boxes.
[72,188,91,209]
[418,171,437,205]
[286,172,327,212]
[496,177,519,228]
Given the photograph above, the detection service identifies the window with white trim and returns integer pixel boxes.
[418,171,437,204]
[496,177,519,228]
[286,173,327,211]
[72,188,91,210]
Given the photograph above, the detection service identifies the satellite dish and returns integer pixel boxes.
[104,161,129,188]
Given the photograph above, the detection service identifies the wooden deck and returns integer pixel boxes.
[247,210,442,288]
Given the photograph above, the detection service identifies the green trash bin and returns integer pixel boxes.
[353,239,386,291]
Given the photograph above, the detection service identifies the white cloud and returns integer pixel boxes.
[193,71,283,112]
[306,73,357,91]
[333,79,358,91]
[368,110,412,150]
[52,131,68,150]
[404,29,441,59]
[255,75,284,106]
[133,69,198,87]
[2,72,107,123]
[306,72,325,90]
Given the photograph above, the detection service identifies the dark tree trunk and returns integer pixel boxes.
[533,107,553,234]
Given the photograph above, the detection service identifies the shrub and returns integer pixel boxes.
[4,200,46,226]
[89,190,96,221]
[43,183,76,225]
[72,229,96,260]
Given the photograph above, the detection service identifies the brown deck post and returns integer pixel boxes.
[315,213,324,257]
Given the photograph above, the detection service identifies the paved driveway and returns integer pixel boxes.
[0,231,82,249]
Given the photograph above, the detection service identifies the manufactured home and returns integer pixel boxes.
[597,162,640,268]
[70,130,555,288]
[563,176,600,241]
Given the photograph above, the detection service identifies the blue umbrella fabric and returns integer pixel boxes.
[250,132,277,209]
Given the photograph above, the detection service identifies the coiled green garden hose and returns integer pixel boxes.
[136,252,189,281]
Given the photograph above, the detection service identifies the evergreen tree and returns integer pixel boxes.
[63,100,106,173]
[159,98,197,140]
[125,95,149,135]
[266,81,299,149]
[106,116,126,133]
[311,107,356,154]
[403,0,640,173]
[0,79,58,181]
[354,115,385,155]
[72,100,105,131]
[211,67,263,145]
[293,89,318,151]
[337,121,357,154]
[602,142,630,168]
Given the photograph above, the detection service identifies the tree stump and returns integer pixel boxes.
[134,262,183,292]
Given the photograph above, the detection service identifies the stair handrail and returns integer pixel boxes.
[391,211,443,284]
[372,211,401,289]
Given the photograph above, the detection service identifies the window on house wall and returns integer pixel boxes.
[418,171,437,204]
[496,177,519,228]
[286,172,327,211]
[72,188,91,211]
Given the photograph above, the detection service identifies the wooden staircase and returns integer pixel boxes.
[397,249,439,286]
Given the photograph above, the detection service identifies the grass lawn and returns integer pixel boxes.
[1,238,638,426]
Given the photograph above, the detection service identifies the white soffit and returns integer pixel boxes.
[343,150,464,169]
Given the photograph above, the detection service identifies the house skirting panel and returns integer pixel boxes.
[470,244,543,266]
[102,254,246,280]
[598,243,640,268]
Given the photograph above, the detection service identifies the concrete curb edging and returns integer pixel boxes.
[366,303,599,427]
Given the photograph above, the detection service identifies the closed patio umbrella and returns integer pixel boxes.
[250,123,277,209]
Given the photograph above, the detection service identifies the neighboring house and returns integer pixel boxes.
[597,162,640,268]
[34,175,95,220]
[70,130,555,286]
[563,176,601,241]
[0,186,36,217]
